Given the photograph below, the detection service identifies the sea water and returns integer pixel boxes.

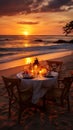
[0,35,73,70]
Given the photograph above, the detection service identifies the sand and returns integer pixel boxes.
[0,52,73,81]
[0,53,73,130]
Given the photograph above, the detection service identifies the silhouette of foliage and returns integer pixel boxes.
[63,21,73,35]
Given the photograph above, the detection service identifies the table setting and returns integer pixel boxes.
[18,58,58,79]
[16,58,58,104]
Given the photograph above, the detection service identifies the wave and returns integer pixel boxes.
[0,43,73,60]
[0,52,17,57]
[0,48,67,63]
[0,43,73,52]
[0,35,73,65]
[0,45,57,51]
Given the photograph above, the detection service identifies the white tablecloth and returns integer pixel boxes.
[17,72,58,104]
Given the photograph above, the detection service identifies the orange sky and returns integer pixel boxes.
[0,0,73,35]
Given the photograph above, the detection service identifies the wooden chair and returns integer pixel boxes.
[47,76,73,111]
[46,60,63,87]
[2,76,34,123]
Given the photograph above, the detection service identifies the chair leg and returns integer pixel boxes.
[18,108,22,124]
[9,99,11,117]
[67,96,70,111]
[60,96,70,111]
[60,97,64,107]
[42,95,46,111]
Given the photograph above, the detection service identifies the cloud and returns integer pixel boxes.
[0,0,33,16]
[48,0,72,9]
[0,0,73,16]
[17,21,39,25]
[40,0,73,12]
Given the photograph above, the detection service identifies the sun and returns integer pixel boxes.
[24,31,29,36]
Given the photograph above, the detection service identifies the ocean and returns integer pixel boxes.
[0,35,73,70]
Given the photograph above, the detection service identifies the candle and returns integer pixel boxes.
[39,70,42,77]
[41,68,47,75]
[34,65,38,69]
[39,70,42,74]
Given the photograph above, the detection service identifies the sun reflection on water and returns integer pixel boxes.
[25,57,32,64]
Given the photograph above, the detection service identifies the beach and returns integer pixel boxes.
[0,0,73,129]
[0,53,73,129]
[0,51,73,80]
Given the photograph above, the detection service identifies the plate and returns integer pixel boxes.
[44,75,54,78]
[23,76,34,79]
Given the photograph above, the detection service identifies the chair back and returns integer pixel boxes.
[2,76,33,123]
[61,76,73,101]
[2,76,33,103]
[2,76,21,100]
[46,60,63,72]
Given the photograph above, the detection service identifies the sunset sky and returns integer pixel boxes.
[0,0,73,35]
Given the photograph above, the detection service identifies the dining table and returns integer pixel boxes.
[17,71,58,104]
